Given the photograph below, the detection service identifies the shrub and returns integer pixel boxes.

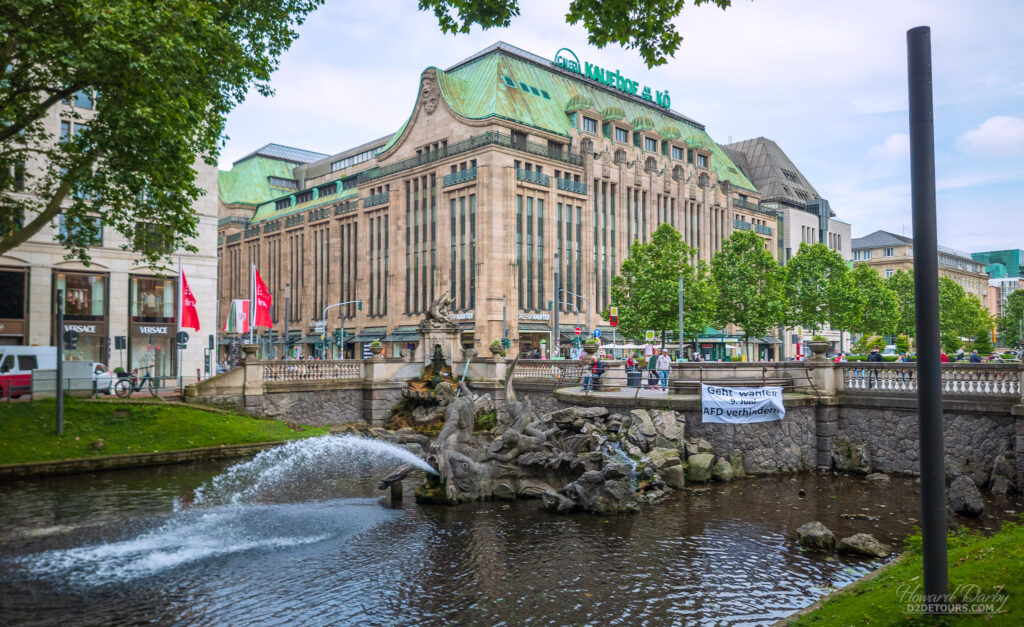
[584,338,598,345]
[811,334,828,342]
[474,411,496,432]
[370,340,382,347]
[490,339,501,347]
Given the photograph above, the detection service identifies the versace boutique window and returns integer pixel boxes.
[128,276,177,377]
[0,267,28,345]
[53,271,108,362]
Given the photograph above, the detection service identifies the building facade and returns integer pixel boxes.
[971,249,1023,320]
[851,230,988,301]
[216,43,784,360]
[0,89,219,379]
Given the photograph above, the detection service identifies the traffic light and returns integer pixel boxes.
[333,329,343,347]
[63,330,79,351]
[501,337,511,349]
[357,300,363,311]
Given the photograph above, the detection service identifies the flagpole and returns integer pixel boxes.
[249,263,255,346]
[177,256,183,395]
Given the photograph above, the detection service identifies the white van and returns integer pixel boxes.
[0,346,57,398]
[881,345,898,357]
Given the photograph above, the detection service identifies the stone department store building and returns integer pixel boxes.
[218,43,794,360]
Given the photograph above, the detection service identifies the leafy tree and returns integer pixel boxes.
[894,334,911,354]
[938,277,991,355]
[783,242,858,334]
[0,0,322,266]
[419,0,736,68]
[710,230,786,346]
[996,289,1024,347]
[605,223,715,345]
[850,263,899,336]
[886,269,916,337]
[971,330,994,356]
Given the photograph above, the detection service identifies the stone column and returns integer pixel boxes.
[241,344,264,413]
[806,360,839,471]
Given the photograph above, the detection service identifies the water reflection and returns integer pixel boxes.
[0,464,1013,626]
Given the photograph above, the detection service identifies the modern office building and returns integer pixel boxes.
[970,249,1023,319]
[0,89,219,378]
[851,230,988,301]
[217,43,783,360]
[722,137,853,356]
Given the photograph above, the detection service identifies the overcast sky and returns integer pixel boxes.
[218,0,1024,252]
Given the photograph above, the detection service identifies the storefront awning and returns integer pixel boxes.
[519,323,552,333]
[382,326,420,343]
[758,336,783,345]
[297,336,321,344]
[349,328,386,343]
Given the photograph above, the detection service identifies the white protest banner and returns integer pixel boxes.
[700,384,785,424]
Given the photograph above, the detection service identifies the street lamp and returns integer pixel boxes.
[321,299,363,359]
[560,288,590,333]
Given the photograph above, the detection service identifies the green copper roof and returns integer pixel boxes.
[382,47,756,192]
[250,186,359,224]
[218,156,298,206]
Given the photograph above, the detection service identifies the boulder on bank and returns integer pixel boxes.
[796,521,836,553]
[837,533,891,558]
[712,457,734,482]
[989,455,1016,496]
[949,475,984,517]
[661,465,686,490]
[728,450,746,478]
[865,473,890,483]
[687,453,715,483]
[685,438,713,457]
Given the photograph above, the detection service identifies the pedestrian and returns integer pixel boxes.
[646,353,658,389]
[582,354,604,391]
[969,349,982,364]
[940,352,949,363]
[866,346,883,388]
[657,349,671,392]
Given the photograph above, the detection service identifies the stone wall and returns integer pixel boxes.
[684,405,818,474]
[249,385,365,426]
[837,397,1017,485]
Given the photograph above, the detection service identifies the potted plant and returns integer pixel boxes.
[806,334,832,361]
[583,338,599,355]
[489,340,506,357]
[369,340,384,357]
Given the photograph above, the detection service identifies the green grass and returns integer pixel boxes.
[0,398,328,464]
[786,518,1024,626]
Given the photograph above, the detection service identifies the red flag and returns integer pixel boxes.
[252,265,273,328]
[180,269,200,331]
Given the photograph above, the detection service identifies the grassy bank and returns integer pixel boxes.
[785,518,1024,626]
[0,398,327,465]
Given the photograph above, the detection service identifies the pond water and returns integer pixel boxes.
[0,441,1014,626]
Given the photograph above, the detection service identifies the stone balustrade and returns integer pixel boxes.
[262,360,362,382]
[837,362,1022,397]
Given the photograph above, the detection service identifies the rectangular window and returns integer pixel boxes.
[58,215,103,247]
[131,276,175,322]
[885,269,894,278]
[537,198,544,311]
[469,194,476,309]
[516,195,523,309]
[614,127,628,143]
[672,146,683,160]
[56,272,106,319]
[582,117,597,133]
[450,197,457,308]
[526,197,534,310]
[884,247,894,257]
[697,154,709,168]
[644,137,657,152]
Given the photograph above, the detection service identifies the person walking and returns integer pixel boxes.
[646,352,658,390]
[866,346,883,388]
[657,349,671,392]
[625,353,639,388]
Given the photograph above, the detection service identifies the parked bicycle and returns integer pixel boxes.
[114,366,160,398]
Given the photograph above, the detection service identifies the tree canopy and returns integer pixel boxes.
[850,263,898,336]
[710,230,786,343]
[886,269,917,338]
[0,0,322,267]
[605,223,715,344]
[419,0,736,67]
[938,277,992,354]
[996,289,1024,348]
[783,242,858,334]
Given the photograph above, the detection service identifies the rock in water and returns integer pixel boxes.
[795,521,836,553]
[989,455,1016,496]
[949,475,984,517]
[661,465,686,490]
[866,473,890,483]
[687,453,714,483]
[712,458,734,482]
[728,450,746,478]
[837,533,891,558]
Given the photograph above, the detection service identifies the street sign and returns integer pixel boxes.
[593,328,601,338]
[314,320,327,334]
[645,330,656,342]
[574,327,581,336]
[609,306,618,327]
[176,331,189,345]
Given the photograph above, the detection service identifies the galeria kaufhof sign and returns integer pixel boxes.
[553,48,671,109]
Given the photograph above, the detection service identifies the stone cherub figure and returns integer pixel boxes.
[421,292,456,328]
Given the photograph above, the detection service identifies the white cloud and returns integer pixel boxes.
[869,133,910,160]
[956,116,1024,156]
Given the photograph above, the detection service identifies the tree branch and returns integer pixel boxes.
[0,83,85,144]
